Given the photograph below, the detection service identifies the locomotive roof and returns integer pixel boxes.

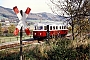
[34,21,67,26]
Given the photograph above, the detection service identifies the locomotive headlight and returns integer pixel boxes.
[40,33,42,35]
[34,33,36,35]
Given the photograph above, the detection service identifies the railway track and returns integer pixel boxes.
[0,34,72,50]
[0,38,44,50]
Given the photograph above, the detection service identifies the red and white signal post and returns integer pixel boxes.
[13,6,31,60]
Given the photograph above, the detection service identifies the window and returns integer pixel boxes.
[62,26,63,29]
[44,26,47,30]
[38,26,43,30]
[35,26,37,30]
[50,26,52,30]
[60,26,61,29]
[53,26,55,30]
[40,26,43,30]
[64,26,66,29]
[56,26,58,29]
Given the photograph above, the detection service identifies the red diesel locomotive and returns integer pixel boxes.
[33,22,68,39]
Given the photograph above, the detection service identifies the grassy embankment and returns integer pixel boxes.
[0,37,90,60]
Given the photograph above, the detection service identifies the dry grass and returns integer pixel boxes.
[68,39,90,48]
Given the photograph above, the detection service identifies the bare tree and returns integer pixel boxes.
[49,0,90,40]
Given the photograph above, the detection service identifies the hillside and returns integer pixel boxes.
[0,6,65,20]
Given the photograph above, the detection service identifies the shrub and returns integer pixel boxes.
[47,39,89,60]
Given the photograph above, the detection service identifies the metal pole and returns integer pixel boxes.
[20,27,23,60]
[47,25,49,41]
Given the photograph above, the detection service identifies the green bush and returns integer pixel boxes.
[0,51,19,60]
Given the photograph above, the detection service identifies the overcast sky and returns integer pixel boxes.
[0,0,52,13]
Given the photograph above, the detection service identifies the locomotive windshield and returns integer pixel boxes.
[35,26,43,30]
[39,26,43,30]
[38,26,43,30]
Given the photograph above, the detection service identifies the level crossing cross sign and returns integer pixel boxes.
[13,6,31,36]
